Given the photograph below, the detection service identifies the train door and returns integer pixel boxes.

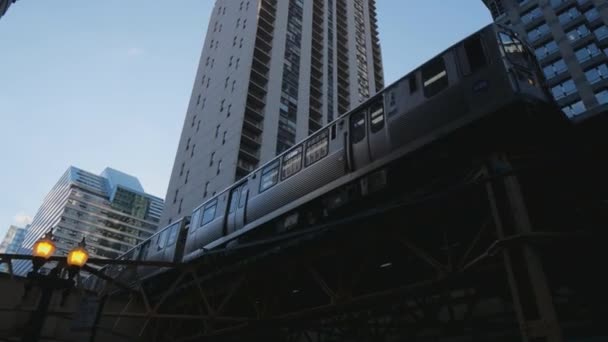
[226,181,248,235]
[367,96,390,161]
[349,109,371,170]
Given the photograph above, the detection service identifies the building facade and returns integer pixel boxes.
[0,225,27,254]
[14,167,163,275]
[482,0,608,121]
[161,0,384,225]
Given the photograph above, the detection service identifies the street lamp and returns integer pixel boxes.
[21,233,89,342]
[31,230,56,273]
[66,238,89,281]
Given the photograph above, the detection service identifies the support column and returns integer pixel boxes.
[485,153,563,342]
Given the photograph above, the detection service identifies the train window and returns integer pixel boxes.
[464,35,486,72]
[409,75,417,93]
[260,160,279,192]
[201,200,217,226]
[166,223,179,246]
[281,146,303,180]
[422,57,449,98]
[156,230,168,251]
[229,186,240,213]
[498,32,529,67]
[238,185,248,208]
[350,111,366,143]
[191,209,201,232]
[369,99,385,133]
[305,129,329,167]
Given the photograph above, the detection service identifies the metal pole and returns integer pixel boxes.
[485,153,563,342]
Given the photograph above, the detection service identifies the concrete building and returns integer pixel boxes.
[481,0,608,121]
[14,167,163,275]
[161,0,384,225]
[0,0,17,20]
[0,225,27,254]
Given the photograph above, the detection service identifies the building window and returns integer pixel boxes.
[196,94,201,105]
[204,181,209,198]
[575,43,601,63]
[585,64,608,84]
[186,137,191,150]
[225,77,229,88]
[232,81,236,92]
[179,162,185,176]
[535,40,559,60]
[543,59,568,79]
[557,7,580,25]
[561,100,586,118]
[520,6,542,24]
[220,99,225,112]
[185,170,189,184]
[227,104,232,117]
[551,79,577,100]
[584,8,599,22]
[215,125,220,138]
[566,25,590,42]
[191,144,196,157]
[191,115,197,127]
[217,160,222,175]
[594,26,608,41]
[236,58,240,69]
[173,189,178,204]
[595,90,608,105]
[178,199,183,214]
[527,23,550,42]
[197,120,201,132]
[222,131,227,145]
[210,152,215,166]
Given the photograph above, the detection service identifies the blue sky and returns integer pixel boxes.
[0,1,491,237]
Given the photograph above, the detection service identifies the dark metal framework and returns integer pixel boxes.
[86,115,608,342]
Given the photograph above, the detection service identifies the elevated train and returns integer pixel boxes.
[90,24,566,287]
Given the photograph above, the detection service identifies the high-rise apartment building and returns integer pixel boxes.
[0,225,27,272]
[14,167,163,275]
[482,0,608,121]
[161,0,384,225]
[0,225,27,254]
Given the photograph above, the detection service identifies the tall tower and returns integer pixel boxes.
[482,0,608,120]
[14,166,164,275]
[161,0,384,225]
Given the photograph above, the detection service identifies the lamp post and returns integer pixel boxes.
[21,232,89,342]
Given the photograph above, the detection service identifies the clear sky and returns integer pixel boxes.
[0,1,491,237]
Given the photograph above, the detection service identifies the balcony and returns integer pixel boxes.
[237,159,257,175]
[239,142,261,161]
[243,117,263,134]
[245,104,265,121]
[254,46,272,65]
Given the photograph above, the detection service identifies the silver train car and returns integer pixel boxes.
[90,23,564,285]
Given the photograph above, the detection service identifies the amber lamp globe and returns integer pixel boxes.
[32,238,56,260]
[67,246,89,268]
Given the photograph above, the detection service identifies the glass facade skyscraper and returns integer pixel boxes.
[14,167,163,275]
[161,0,384,226]
[482,0,608,121]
